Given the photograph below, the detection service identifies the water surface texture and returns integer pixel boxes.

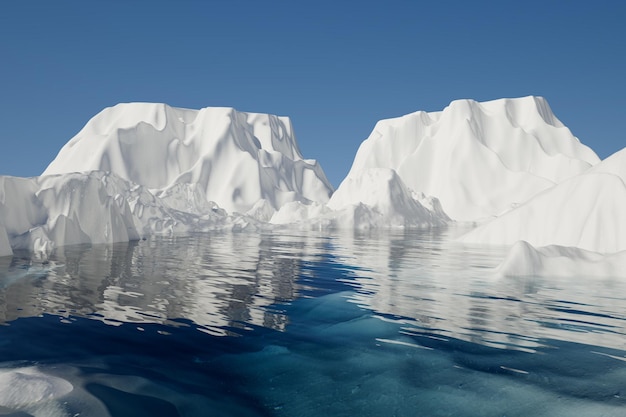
[0,230,624,416]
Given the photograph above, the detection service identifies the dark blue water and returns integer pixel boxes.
[0,230,624,416]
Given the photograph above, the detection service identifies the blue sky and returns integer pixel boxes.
[1,1,624,186]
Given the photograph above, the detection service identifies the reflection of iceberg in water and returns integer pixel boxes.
[0,232,328,335]
[330,228,626,352]
[2,229,626,351]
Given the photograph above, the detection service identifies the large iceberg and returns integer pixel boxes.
[0,104,341,256]
[344,96,599,222]
[43,103,334,214]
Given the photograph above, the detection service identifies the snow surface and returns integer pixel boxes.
[344,96,599,222]
[495,241,626,278]
[459,148,626,253]
[43,103,333,214]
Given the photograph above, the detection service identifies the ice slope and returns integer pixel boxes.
[270,168,449,229]
[495,241,626,278]
[459,147,626,253]
[42,103,333,214]
[345,96,599,222]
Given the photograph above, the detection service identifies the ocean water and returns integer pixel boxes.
[0,229,624,417]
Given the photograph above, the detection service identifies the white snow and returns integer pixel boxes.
[459,148,626,253]
[495,241,626,278]
[344,96,599,222]
[43,103,333,214]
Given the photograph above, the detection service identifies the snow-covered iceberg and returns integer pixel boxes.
[43,103,334,214]
[495,241,626,278]
[345,96,599,222]
[459,148,626,253]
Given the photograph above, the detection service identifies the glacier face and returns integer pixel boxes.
[43,103,334,214]
[345,96,599,222]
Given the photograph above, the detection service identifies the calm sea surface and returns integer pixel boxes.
[0,229,624,416]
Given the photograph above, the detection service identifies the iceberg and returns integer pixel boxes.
[42,103,334,214]
[0,104,339,255]
[344,96,599,222]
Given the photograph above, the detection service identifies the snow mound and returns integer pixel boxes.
[42,103,333,214]
[271,168,449,229]
[495,241,626,278]
[459,147,626,253]
[346,96,599,221]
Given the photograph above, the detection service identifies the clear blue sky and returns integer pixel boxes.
[1,1,624,187]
